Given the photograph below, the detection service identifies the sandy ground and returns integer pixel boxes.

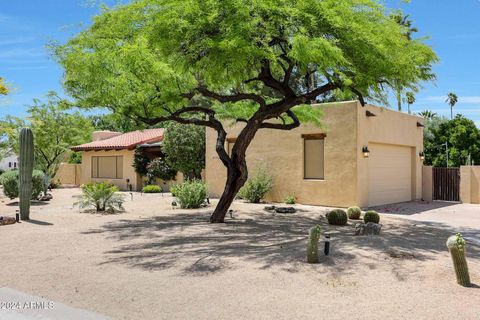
[0,188,479,320]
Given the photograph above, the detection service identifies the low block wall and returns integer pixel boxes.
[460,166,480,204]
[54,163,81,186]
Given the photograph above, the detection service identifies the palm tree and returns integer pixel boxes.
[391,13,418,111]
[405,92,415,114]
[418,110,437,119]
[446,92,458,119]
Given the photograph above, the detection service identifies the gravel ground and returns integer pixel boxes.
[0,188,479,320]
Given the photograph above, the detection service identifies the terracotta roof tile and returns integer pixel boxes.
[71,129,165,151]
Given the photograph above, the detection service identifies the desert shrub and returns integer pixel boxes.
[173,180,207,209]
[142,185,162,193]
[146,158,177,184]
[75,182,124,212]
[326,209,348,226]
[0,169,44,199]
[284,195,296,204]
[364,210,380,224]
[347,206,362,220]
[238,167,273,203]
[170,185,178,197]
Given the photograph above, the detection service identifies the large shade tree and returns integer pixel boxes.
[0,93,93,180]
[54,0,437,222]
[424,115,480,167]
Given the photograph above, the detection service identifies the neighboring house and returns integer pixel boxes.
[205,101,424,208]
[70,129,178,191]
[0,152,18,171]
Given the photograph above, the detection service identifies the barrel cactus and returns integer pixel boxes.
[363,210,380,224]
[326,209,348,226]
[307,225,322,263]
[446,233,471,287]
[19,128,34,220]
[347,206,362,220]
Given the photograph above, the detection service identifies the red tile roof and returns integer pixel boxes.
[71,129,165,151]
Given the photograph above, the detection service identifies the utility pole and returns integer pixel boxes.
[446,141,449,167]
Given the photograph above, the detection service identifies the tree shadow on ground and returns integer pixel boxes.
[82,208,480,278]
[371,200,459,215]
[6,201,49,207]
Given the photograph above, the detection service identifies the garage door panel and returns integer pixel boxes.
[368,143,412,206]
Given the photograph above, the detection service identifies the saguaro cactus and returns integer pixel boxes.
[307,225,322,263]
[19,127,34,220]
[446,233,471,287]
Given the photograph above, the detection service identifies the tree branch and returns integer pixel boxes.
[197,86,266,107]
[259,110,300,130]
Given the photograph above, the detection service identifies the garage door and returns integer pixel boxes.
[368,143,412,206]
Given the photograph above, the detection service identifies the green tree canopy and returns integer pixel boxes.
[424,115,480,167]
[54,0,438,222]
[0,77,8,95]
[162,123,205,180]
[0,93,94,179]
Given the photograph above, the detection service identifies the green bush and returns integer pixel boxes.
[238,167,273,203]
[284,195,296,204]
[75,182,124,212]
[0,170,44,200]
[173,180,207,209]
[347,206,362,220]
[326,209,348,226]
[142,185,162,193]
[364,210,380,224]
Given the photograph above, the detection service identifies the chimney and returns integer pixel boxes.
[92,130,122,142]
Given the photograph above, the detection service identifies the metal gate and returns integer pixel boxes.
[433,167,460,202]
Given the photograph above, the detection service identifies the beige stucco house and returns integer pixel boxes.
[68,129,179,191]
[205,101,425,208]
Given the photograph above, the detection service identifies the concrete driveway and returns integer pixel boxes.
[373,201,480,245]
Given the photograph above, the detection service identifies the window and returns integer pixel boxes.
[8,162,11,168]
[92,156,123,179]
[13,162,16,168]
[303,134,325,180]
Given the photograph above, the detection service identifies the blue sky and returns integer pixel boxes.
[1,0,480,125]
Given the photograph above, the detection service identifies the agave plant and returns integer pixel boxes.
[75,182,124,213]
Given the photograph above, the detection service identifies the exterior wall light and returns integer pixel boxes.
[419,151,425,161]
[362,146,370,158]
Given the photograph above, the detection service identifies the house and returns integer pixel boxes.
[69,129,179,191]
[0,152,18,171]
[205,101,424,208]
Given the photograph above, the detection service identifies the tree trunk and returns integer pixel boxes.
[209,161,247,223]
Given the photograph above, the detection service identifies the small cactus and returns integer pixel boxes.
[363,210,380,224]
[347,206,362,219]
[19,128,34,220]
[307,225,322,263]
[326,209,348,225]
[446,233,471,287]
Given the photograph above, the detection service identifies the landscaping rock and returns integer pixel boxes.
[354,222,382,235]
[274,207,296,214]
[0,216,16,226]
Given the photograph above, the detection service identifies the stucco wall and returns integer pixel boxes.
[356,104,424,207]
[205,101,424,208]
[205,101,359,207]
[81,149,140,191]
[422,166,433,202]
[460,166,480,204]
[54,163,81,185]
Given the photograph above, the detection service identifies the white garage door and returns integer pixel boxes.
[368,143,412,206]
